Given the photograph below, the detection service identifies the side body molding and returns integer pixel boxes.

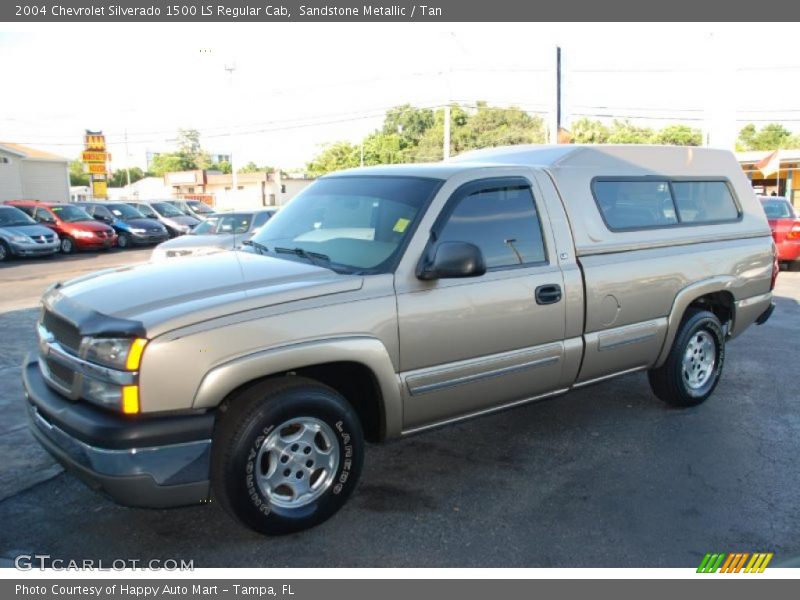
[192,336,403,439]
[654,276,736,368]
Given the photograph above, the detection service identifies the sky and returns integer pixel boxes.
[1,22,800,173]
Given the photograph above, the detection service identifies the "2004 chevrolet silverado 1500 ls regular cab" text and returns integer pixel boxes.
[22,145,777,534]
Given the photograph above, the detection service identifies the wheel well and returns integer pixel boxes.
[219,361,385,443]
[688,292,734,329]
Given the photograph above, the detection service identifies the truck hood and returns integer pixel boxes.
[48,251,363,336]
[157,233,236,250]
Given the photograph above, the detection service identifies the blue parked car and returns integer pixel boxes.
[0,204,60,261]
[75,202,169,249]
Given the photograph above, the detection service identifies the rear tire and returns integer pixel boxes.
[211,376,364,535]
[648,309,725,407]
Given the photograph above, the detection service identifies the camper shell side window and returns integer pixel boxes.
[591,176,742,232]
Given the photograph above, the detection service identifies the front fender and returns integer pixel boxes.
[192,336,403,439]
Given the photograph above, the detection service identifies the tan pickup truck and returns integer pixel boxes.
[23,145,777,534]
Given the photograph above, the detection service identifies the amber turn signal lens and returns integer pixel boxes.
[125,338,147,371]
[122,385,139,414]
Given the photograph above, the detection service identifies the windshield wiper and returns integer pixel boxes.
[274,246,331,268]
[242,240,270,255]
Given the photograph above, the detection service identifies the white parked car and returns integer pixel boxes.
[151,209,277,261]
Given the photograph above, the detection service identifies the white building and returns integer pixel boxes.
[0,142,70,203]
[107,176,172,201]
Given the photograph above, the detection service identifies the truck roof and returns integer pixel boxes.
[326,145,741,179]
[326,145,769,256]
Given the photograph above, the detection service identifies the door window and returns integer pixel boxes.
[436,182,547,269]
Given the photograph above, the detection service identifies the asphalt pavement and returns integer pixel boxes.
[0,251,798,568]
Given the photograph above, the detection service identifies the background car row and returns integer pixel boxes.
[0,200,278,262]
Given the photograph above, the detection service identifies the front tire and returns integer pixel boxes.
[60,237,75,254]
[211,376,364,535]
[648,309,725,407]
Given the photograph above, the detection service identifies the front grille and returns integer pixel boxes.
[45,358,75,387]
[42,310,81,353]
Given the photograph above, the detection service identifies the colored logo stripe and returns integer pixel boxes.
[697,552,773,573]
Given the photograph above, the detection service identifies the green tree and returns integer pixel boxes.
[737,123,795,150]
[109,167,146,187]
[237,161,275,174]
[211,160,232,174]
[69,159,89,186]
[148,129,216,175]
[149,152,194,176]
[651,124,702,146]
[306,141,361,177]
[570,118,611,144]
[606,120,655,144]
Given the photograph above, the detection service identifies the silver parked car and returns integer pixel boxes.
[151,209,277,261]
[126,201,200,237]
[163,199,216,220]
[0,205,60,261]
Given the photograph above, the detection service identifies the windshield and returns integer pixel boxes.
[187,201,214,214]
[133,203,158,218]
[193,214,253,235]
[0,206,36,227]
[107,203,145,220]
[762,199,795,219]
[51,205,93,223]
[250,176,441,273]
[151,202,185,218]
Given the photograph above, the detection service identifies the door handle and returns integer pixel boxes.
[535,284,562,305]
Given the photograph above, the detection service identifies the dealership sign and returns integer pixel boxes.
[82,130,109,199]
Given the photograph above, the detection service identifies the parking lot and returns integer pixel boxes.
[0,251,798,568]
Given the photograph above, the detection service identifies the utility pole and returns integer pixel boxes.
[124,129,131,187]
[556,46,562,140]
[549,46,563,144]
[443,105,451,160]
[225,62,238,193]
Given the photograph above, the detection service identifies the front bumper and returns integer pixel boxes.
[22,352,214,508]
[75,237,116,250]
[9,240,60,256]
[131,232,169,245]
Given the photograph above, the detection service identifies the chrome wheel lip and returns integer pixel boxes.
[255,416,339,510]
[682,330,717,390]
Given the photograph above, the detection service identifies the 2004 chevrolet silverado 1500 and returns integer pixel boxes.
[22,145,777,534]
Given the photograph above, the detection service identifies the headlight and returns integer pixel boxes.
[131,228,146,234]
[9,234,29,242]
[81,377,139,414]
[83,337,147,371]
[73,230,95,239]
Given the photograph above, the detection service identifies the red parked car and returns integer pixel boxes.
[5,200,117,254]
[759,196,800,270]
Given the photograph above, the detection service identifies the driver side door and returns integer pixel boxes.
[396,177,567,431]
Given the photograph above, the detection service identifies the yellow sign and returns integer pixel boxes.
[393,218,411,233]
[84,133,106,151]
[92,180,107,199]
[82,151,111,163]
[87,163,107,175]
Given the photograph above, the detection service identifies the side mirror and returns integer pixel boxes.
[417,241,486,281]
